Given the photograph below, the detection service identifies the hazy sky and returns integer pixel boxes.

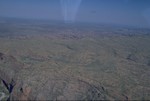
[0,0,150,28]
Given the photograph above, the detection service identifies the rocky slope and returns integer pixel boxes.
[0,52,113,100]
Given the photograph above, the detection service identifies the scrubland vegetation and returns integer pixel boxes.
[0,19,150,100]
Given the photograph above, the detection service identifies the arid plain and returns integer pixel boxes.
[0,18,150,100]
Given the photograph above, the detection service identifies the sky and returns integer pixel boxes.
[0,0,150,28]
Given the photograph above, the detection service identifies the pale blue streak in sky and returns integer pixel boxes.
[0,0,150,28]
